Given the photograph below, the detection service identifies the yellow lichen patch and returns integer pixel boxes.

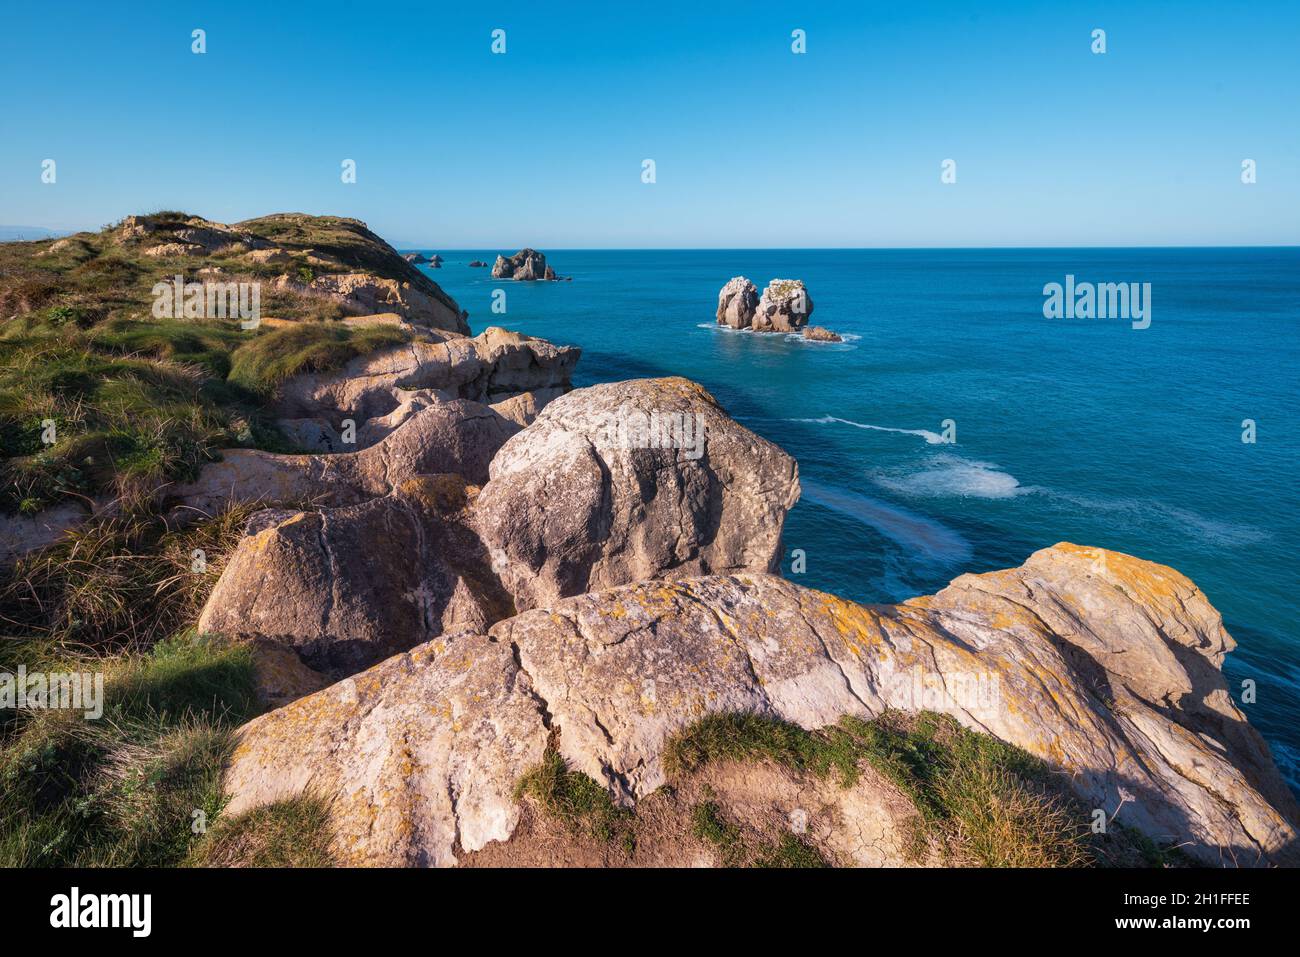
[816,593,884,649]
[398,473,469,512]
[1051,542,1193,606]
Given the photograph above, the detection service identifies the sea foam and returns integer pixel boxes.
[789,415,946,444]
[874,455,1026,500]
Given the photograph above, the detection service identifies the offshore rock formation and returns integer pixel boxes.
[754,278,814,332]
[802,325,842,342]
[717,277,823,334]
[716,276,759,328]
[222,548,1300,867]
[492,248,565,281]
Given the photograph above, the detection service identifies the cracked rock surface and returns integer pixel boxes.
[172,397,519,514]
[223,545,1300,867]
[474,377,802,611]
[197,474,508,679]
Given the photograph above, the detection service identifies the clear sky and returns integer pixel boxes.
[2,0,1297,247]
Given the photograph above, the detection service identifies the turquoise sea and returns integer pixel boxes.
[415,248,1300,790]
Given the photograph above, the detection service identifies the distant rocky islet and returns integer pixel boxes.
[717,276,842,341]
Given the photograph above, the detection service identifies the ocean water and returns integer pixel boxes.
[416,248,1300,790]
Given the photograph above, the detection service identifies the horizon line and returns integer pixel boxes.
[393,243,1300,252]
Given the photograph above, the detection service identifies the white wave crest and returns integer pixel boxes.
[789,415,946,445]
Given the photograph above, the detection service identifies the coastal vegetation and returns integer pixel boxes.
[0,213,436,514]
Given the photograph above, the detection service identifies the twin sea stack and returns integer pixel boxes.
[716,276,841,341]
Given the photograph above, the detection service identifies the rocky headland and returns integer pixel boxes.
[1,213,1296,868]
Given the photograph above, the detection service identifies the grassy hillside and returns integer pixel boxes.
[0,212,467,866]
[0,212,454,516]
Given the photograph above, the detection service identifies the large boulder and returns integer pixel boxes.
[753,279,814,332]
[716,276,759,329]
[196,475,508,680]
[474,377,801,611]
[223,632,547,865]
[189,374,798,682]
[223,546,1300,867]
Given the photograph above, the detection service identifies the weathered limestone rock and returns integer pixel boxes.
[244,248,291,265]
[474,377,801,611]
[716,276,759,329]
[274,272,468,334]
[0,503,88,567]
[754,279,814,332]
[247,636,331,711]
[197,476,508,679]
[143,242,203,258]
[224,546,1300,867]
[271,327,579,443]
[489,388,565,428]
[223,632,548,866]
[172,397,519,514]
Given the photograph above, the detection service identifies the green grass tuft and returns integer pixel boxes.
[663,710,860,785]
[0,504,259,658]
[690,794,827,868]
[666,710,1092,867]
[226,322,408,397]
[515,749,636,854]
[187,796,335,867]
[0,631,258,867]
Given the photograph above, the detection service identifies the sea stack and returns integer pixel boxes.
[492,248,563,281]
[716,276,759,329]
[717,277,831,336]
[753,279,813,332]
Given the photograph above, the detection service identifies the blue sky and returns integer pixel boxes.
[1,0,1297,247]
